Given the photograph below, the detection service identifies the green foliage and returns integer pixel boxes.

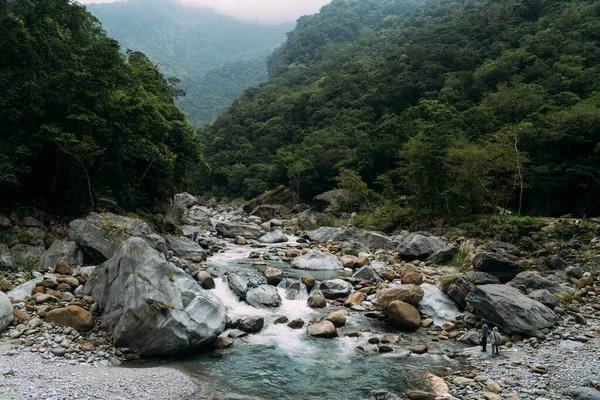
[86,0,292,127]
[0,0,205,214]
[440,274,457,293]
[10,255,39,271]
[556,290,576,305]
[352,204,411,232]
[0,227,16,245]
[16,229,44,246]
[168,272,175,283]
[452,241,476,272]
[199,0,600,217]
[446,216,542,244]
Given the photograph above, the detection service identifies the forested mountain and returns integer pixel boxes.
[200,0,600,217]
[86,0,293,126]
[0,0,203,214]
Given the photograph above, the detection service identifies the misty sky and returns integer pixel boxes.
[78,0,332,23]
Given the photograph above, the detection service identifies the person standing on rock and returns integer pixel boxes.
[481,319,489,352]
[490,327,501,357]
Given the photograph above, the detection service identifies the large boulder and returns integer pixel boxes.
[226,270,267,299]
[528,289,560,309]
[259,228,288,244]
[444,275,474,309]
[84,238,227,356]
[291,250,343,270]
[278,279,309,300]
[0,292,13,331]
[466,271,500,285]
[353,266,383,284]
[68,213,167,263]
[319,279,353,299]
[466,284,557,336]
[510,271,564,294]
[7,276,46,301]
[215,222,263,240]
[307,320,338,338]
[359,232,395,251]
[174,193,199,208]
[263,267,283,286]
[165,236,206,262]
[396,233,445,260]
[472,252,526,283]
[238,316,264,333]
[376,284,424,308]
[419,283,460,326]
[312,189,350,211]
[429,245,458,264]
[569,387,600,400]
[387,301,420,331]
[483,241,521,256]
[45,305,94,332]
[308,227,343,243]
[38,240,84,271]
[245,285,282,307]
[186,206,213,226]
[250,205,288,222]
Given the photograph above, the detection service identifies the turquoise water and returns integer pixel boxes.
[173,241,464,399]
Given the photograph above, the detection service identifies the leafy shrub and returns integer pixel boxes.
[352,204,412,232]
[446,216,541,244]
[452,240,475,272]
[440,273,457,292]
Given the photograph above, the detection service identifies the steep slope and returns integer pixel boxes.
[86,0,293,126]
[199,0,600,217]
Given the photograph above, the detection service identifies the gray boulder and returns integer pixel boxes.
[466,271,501,285]
[312,189,350,211]
[472,252,526,283]
[186,206,212,226]
[430,245,458,264]
[419,283,461,326]
[226,270,267,299]
[357,231,395,250]
[0,291,14,332]
[528,289,560,309]
[7,275,47,301]
[444,275,474,309]
[353,266,383,284]
[0,244,14,269]
[570,387,600,400]
[10,244,45,266]
[396,233,445,260]
[457,330,481,345]
[171,258,200,278]
[238,316,264,333]
[263,267,283,286]
[339,240,370,256]
[510,271,564,294]
[84,238,227,356]
[174,193,199,207]
[307,320,338,338]
[68,213,167,263]
[259,228,288,244]
[180,225,201,240]
[319,279,353,299]
[166,236,206,262]
[308,227,343,242]
[291,250,342,270]
[278,279,309,300]
[38,240,84,271]
[467,284,557,336]
[246,285,282,307]
[484,241,521,256]
[215,222,263,240]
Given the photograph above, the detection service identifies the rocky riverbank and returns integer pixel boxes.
[0,193,599,399]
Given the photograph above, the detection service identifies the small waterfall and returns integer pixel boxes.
[419,283,461,326]
[277,278,309,300]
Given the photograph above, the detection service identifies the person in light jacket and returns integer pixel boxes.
[490,327,501,357]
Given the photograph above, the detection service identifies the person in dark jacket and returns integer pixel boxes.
[481,319,489,352]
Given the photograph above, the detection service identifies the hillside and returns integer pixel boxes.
[86,0,293,126]
[199,0,600,218]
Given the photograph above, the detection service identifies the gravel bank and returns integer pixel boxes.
[0,341,198,400]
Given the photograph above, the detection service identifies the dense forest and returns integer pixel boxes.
[86,0,292,127]
[199,0,600,218]
[0,0,203,214]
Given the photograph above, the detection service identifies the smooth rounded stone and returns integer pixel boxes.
[376,284,424,308]
[302,275,316,292]
[307,320,338,338]
[404,391,435,400]
[466,284,557,336]
[45,306,94,333]
[245,285,282,308]
[425,372,449,397]
[341,255,359,268]
[84,238,227,356]
[291,250,343,270]
[319,279,353,299]
[238,316,264,334]
[263,267,283,286]
[378,345,393,353]
[259,228,288,244]
[388,301,420,331]
[453,377,473,386]
[50,348,67,357]
[487,380,501,393]
[307,295,326,308]
[409,345,428,354]
[344,291,365,307]
[402,271,423,285]
[233,236,246,245]
[353,266,383,284]
[27,318,43,328]
[0,291,14,332]
[273,316,289,324]
[196,271,216,290]
[322,310,347,327]
[287,318,305,329]
[395,233,445,260]
[472,252,526,283]
[214,336,233,349]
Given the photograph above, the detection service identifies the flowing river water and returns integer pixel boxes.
[169,238,467,399]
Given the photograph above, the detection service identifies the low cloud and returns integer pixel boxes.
[79,0,331,23]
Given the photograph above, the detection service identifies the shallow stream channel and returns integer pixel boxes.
[164,239,468,399]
